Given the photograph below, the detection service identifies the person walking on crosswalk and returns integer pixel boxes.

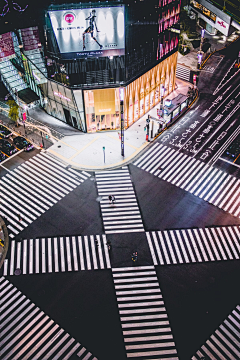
[108,195,116,204]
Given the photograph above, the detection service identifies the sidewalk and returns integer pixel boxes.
[0,79,190,171]
[46,78,190,170]
[177,26,240,71]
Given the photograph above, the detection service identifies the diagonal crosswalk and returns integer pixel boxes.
[192,305,240,360]
[2,235,111,276]
[147,226,240,265]
[112,266,179,359]
[0,277,98,360]
[134,143,240,219]
[95,167,144,234]
[0,152,90,238]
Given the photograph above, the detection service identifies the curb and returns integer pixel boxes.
[0,217,9,270]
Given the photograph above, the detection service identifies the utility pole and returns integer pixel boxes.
[120,100,124,157]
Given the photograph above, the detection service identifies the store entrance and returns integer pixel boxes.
[63,108,73,126]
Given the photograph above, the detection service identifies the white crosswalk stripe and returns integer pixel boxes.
[0,153,90,238]
[0,277,98,360]
[1,235,111,275]
[192,305,240,360]
[146,226,240,265]
[112,266,179,359]
[96,167,144,234]
[134,143,240,218]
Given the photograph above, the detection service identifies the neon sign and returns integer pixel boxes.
[54,91,71,102]
[0,0,28,17]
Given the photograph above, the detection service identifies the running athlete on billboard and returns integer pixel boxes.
[82,9,102,50]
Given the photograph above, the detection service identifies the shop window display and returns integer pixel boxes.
[84,88,120,132]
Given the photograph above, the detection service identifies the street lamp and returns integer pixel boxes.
[197,29,205,69]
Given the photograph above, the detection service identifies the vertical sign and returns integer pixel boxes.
[120,100,124,157]
[20,27,40,52]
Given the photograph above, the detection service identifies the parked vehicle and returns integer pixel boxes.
[0,125,12,138]
[0,151,6,162]
[13,136,34,151]
[0,139,17,156]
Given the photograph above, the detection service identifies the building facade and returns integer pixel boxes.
[0,0,181,133]
[189,0,240,36]
[42,0,181,132]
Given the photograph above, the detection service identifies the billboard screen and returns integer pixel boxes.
[48,6,125,59]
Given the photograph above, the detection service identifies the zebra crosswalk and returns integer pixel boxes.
[95,167,144,234]
[0,152,90,238]
[147,226,240,265]
[112,266,179,359]
[2,235,111,276]
[134,143,240,219]
[0,277,97,360]
[192,305,240,360]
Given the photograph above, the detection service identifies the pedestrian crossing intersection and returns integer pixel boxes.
[147,226,240,266]
[2,235,111,276]
[0,277,97,360]
[112,266,179,359]
[0,152,90,238]
[95,167,144,234]
[134,142,240,219]
[192,305,240,360]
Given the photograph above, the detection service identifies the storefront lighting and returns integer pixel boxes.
[119,88,124,101]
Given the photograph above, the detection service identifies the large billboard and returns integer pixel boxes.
[48,6,125,59]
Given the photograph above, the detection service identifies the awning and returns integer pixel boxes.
[18,88,40,104]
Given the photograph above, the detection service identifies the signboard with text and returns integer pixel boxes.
[20,27,41,52]
[48,6,125,59]
[215,16,230,36]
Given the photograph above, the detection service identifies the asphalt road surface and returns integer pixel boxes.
[1,39,240,360]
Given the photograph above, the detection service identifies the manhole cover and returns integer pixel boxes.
[14,269,21,275]
[96,196,103,202]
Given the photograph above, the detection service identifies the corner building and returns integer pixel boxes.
[45,0,181,132]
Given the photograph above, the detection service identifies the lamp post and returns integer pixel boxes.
[119,88,124,157]
[197,29,205,69]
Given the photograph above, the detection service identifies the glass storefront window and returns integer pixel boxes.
[84,88,121,132]
[150,91,154,108]
[140,98,144,117]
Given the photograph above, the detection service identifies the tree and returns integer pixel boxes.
[7,100,19,124]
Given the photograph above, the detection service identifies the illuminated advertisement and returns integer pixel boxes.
[0,32,15,62]
[48,6,125,59]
